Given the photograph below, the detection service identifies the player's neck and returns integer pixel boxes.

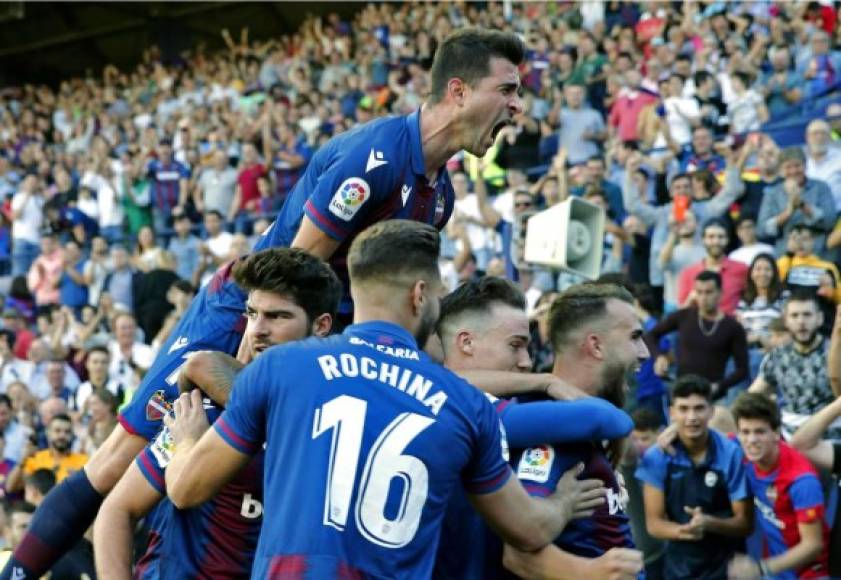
[352,304,417,343]
[551,354,599,395]
[679,430,710,461]
[755,445,780,472]
[419,104,459,180]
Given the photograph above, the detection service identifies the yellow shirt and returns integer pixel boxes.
[23,450,88,483]
[778,253,841,304]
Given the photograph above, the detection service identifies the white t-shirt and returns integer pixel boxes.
[729,243,776,267]
[453,194,497,253]
[10,192,43,244]
[664,96,700,146]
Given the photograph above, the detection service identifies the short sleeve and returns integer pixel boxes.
[302,146,397,243]
[461,391,512,495]
[789,474,825,524]
[725,441,750,502]
[759,351,777,387]
[135,438,168,495]
[214,353,273,455]
[635,446,668,490]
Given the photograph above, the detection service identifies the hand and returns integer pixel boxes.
[654,355,670,378]
[544,374,589,400]
[728,554,761,580]
[164,390,210,447]
[582,548,645,580]
[626,151,643,171]
[555,463,606,520]
[784,178,802,206]
[656,423,678,456]
[682,506,709,538]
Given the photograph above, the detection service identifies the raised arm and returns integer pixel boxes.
[473,161,503,229]
[178,350,244,407]
[456,370,587,400]
[790,396,841,471]
[622,152,660,227]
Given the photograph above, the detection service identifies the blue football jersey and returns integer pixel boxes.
[256,109,454,314]
[135,395,264,579]
[215,321,510,579]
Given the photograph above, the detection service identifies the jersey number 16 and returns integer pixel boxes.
[312,394,434,549]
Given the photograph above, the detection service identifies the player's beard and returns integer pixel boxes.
[794,327,820,347]
[414,303,438,351]
[52,439,71,453]
[600,358,632,409]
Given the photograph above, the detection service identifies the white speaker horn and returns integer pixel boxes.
[523,197,605,280]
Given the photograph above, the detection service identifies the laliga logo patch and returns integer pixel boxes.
[329,177,370,221]
[146,390,172,421]
[517,445,554,483]
[704,470,718,488]
[150,427,175,467]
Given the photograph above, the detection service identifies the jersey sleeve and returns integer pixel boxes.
[302,146,397,243]
[498,398,633,448]
[135,440,168,495]
[789,474,825,524]
[635,446,669,490]
[213,353,273,455]
[461,391,512,495]
[724,441,750,502]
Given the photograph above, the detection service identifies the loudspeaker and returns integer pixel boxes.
[523,197,605,280]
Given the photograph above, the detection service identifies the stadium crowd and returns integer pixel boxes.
[0,1,841,578]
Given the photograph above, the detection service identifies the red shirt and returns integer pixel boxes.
[677,258,748,315]
[12,328,33,360]
[236,164,267,212]
[608,91,657,142]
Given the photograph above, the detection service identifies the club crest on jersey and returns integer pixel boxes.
[765,484,778,503]
[146,390,172,421]
[329,177,370,221]
[150,427,175,467]
[704,470,718,487]
[517,445,554,483]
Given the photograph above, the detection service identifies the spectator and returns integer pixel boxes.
[23,469,55,508]
[757,146,836,257]
[760,46,803,118]
[677,218,749,315]
[1,310,32,362]
[736,253,786,378]
[102,245,135,312]
[132,251,179,342]
[556,83,606,166]
[648,271,749,401]
[692,70,727,135]
[82,236,112,309]
[728,392,829,580]
[151,280,195,351]
[193,149,238,218]
[74,346,121,414]
[608,70,657,142]
[571,155,624,222]
[229,142,268,233]
[663,73,700,148]
[78,389,118,456]
[6,414,86,494]
[658,210,705,312]
[131,225,164,274]
[450,171,497,272]
[146,139,190,235]
[728,217,775,267]
[196,210,234,286]
[738,136,781,224]
[43,360,73,407]
[636,374,752,580]
[25,234,63,311]
[107,313,154,402]
[675,126,726,175]
[167,211,201,283]
[0,502,35,566]
[750,293,840,439]
[264,103,313,203]
[9,174,44,277]
[0,395,27,465]
[804,119,841,209]
[57,240,88,318]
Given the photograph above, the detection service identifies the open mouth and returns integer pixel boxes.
[491,119,512,141]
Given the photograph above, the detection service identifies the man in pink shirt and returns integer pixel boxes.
[608,70,658,142]
[25,233,64,309]
[678,218,748,314]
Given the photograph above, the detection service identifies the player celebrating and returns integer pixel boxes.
[432,277,644,579]
[728,393,829,580]
[164,220,597,578]
[92,248,341,579]
[0,27,526,579]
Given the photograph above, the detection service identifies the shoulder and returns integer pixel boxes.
[713,429,745,465]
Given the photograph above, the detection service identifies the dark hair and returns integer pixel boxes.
[0,394,11,410]
[702,217,728,235]
[548,283,634,351]
[694,70,714,87]
[0,329,16,349]
[695,270,722,290]
[634,283,662,317]
[742,253,783,304]
[732,70,752,88]
[171,279,195,295]
[438,276,526,334]
[86,345,109,358]
[24,468,56,496]
[90,388,120,415]
[671,374,712,402]
[429,28,525,104]
[7,501,35,517]
[669,72,686,84]
[731,392,781,430]
[790,222,816,235]
[205,209,224,221]
[597,273,635,296]
[670,172,692,188]
[9,276,32,301]
[232,248,342,323]
[632,407,662,432]
[784,290,821,312]
[348,220,440,285]
[49,413,73,426]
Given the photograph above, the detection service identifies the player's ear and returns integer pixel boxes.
[585,332,604,360]
[447,77,467,106]
[410,280,426,316]
[455,330,474,356]
[311,313,332,338]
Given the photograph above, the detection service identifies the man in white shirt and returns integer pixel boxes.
[198,210,234,286]
[451,171,497,271]
[805,119,841,210]
[3,339,80,401]
[194,150,238,217]
[729,217,776,267]
[664,73,700,147]
[10,174,44,276]
[107,313,154,399]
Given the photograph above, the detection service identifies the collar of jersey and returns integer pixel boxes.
[406,109,426,177]
[672,428,720,468]
[343,320,419,349]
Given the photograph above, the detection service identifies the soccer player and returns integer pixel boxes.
[501,283,648,580]
[636,374,753,579]
[164,220,597,578]
[433,277,643,579]
[0,27,527,579]
[92,248,341,579]
[728,392,829,580]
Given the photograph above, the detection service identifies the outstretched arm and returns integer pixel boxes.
[178,350,245,406]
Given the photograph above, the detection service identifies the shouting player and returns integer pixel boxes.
[0,27,526,579]
[164,220,600,578]
[92,248,341,578]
